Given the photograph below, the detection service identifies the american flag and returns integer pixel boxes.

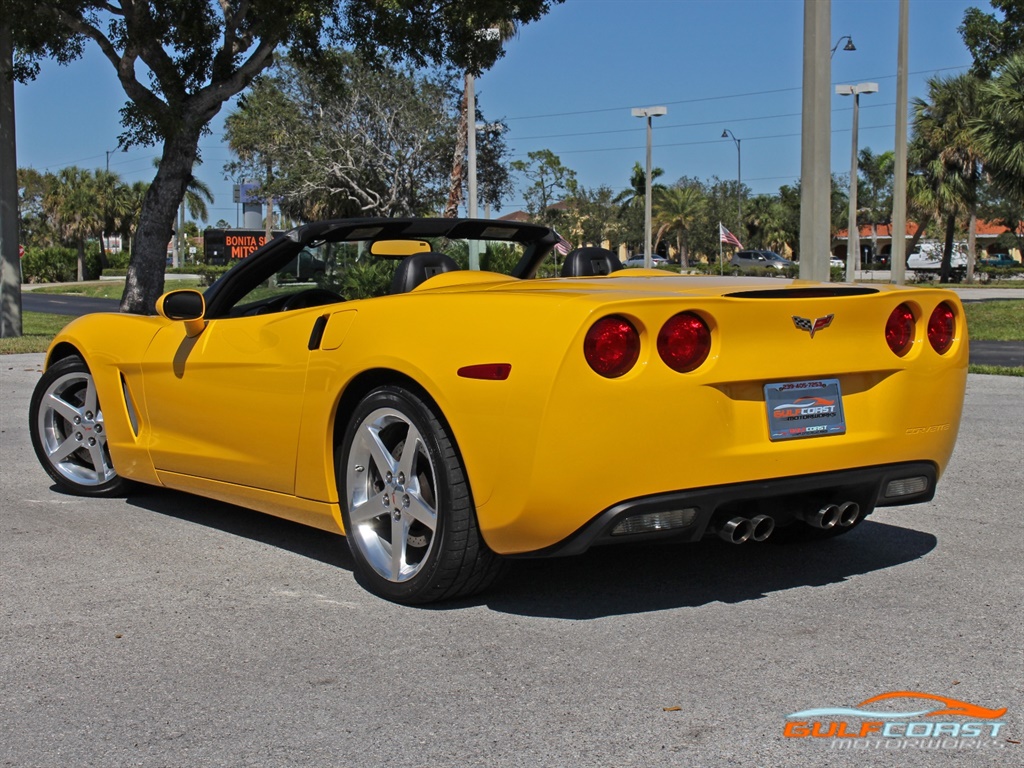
[554,233,572,256]
[719,223,743,249]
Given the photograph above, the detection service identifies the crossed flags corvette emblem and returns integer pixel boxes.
[792,314,834,338]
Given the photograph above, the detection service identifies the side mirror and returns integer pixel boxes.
[156,289,206,338]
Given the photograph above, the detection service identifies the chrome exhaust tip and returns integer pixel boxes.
[805,504,841,529]
[749,514,775,542]
[718,517,753,544]
[838,501,861,527]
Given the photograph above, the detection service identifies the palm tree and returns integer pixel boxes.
[910,73,984,282]
[653,186,705,266]
[745,194,790,253]
[43,167,103,281]
[973,52,1024,206]
[615,161,665,252]
[93,170,132,269]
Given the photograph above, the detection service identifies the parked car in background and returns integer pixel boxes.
[731,249,793,272]
[979,254,1018,268]
[624,254,668,268]
[830,255,846,268]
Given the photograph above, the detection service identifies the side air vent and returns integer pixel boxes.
[725,287,878,299]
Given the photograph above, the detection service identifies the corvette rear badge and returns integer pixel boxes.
[793,314,834,338]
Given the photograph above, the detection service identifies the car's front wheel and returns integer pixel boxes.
[29,355,126,497]
[338,385,503,604]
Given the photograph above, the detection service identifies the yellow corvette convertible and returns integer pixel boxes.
[29,218,968,603]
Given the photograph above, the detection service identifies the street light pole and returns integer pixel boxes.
[836,82,878,281]
[721,129,742,233]
[632,106,667,270]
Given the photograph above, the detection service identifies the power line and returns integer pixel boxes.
[501,65,966,122]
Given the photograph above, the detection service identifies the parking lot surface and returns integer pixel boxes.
[2,354,1021,767]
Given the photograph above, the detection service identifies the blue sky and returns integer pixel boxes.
[14,0,980,225]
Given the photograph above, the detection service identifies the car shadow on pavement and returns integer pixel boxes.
[480,521,936,619]
[124,485,354,570]
[119,487,935,617]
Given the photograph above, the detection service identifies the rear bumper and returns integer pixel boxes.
[515,461,937,558]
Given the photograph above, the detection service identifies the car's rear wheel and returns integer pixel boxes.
[338,385,503,604]
[29,355,126,497]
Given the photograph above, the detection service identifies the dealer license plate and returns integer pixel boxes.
[764,378,846,442]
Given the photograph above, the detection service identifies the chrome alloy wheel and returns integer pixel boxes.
[35,369,118,488]
[346,406,439,583]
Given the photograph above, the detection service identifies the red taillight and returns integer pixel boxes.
[658,312,711,373]
[584,315,640,377]
[885,303,915,357]
[927,303,956,354]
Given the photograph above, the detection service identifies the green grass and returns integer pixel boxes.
[29,278,203,300]
[963,300,1024,341]
[969,364,1024,376]
[0,312,72,354]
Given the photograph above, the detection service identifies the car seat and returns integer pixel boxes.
[560,247,623,277]
[390,252,460,294]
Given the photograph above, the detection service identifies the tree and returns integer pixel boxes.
[7,0,560,313]
[959,0,1024,78]
[973,52,1024,206]
[42,167,103,281]
[93,169,131,269]
[653,185,705,266]
[744,194,790,253]
[911,73,984,282]
[854,148,895,260]
[17,167,52,248]
[563,183,620,248]
[226,52,459,220]
[615,161,665,251]
[511,149,576,230]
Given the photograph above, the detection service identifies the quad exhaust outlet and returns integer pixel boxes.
[717,502,861,543]
[800,501,862,530]
[717,514,776,544]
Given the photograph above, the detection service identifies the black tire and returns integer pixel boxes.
[29,355,126,497]
[338,385,504,604]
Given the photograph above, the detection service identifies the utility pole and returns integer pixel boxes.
[0,24,22,338]
[891,0,910,285]
[798,0,832,282]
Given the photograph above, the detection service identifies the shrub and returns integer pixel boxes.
[21,246,77,283]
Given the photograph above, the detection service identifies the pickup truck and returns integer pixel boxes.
[979,254,1019,268]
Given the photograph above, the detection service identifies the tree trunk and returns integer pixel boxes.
[76,240,85,282]
[120,126,201,314]
[444,79,469,218]
[965,210,977,284]
[939,214,955,284]
[906,217,931,257]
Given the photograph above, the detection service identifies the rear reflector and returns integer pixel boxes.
[458,363,512,380]
[611,508,698,536]
[885,476,929,498]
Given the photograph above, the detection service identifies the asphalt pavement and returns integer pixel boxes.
[1,354,1021,767]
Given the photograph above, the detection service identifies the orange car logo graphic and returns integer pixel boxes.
[772,396,837,419]
[856,691,1007,720]
[784,690,1008,742]
[792,314,834,338]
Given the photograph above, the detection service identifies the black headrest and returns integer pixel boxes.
[560,247,623,277]
[390,252,460,294]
